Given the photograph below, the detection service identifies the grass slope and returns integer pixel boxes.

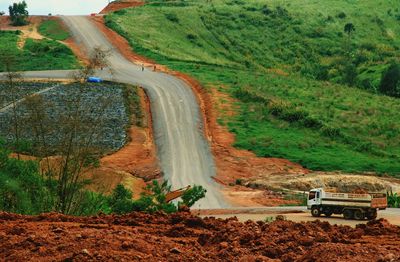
[38,19,70,41]
[0,30,78,71]
[106,0,400,175]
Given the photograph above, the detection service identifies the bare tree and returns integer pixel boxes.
[0,53,23,159]
[71,46,114,82]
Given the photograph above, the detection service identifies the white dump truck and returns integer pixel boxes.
[307,188,387,220]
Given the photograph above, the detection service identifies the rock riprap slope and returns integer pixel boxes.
[0,82,129,153]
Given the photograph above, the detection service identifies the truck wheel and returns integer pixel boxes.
[311,207,321,217]
[353,210,364,220]
[343,209,353,220]
[324,211,333,217]
[366,211,377,220]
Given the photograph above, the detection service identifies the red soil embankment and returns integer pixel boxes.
[0,211,399,261]
[100,0,144,14]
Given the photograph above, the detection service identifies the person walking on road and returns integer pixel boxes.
[141,64,144,71]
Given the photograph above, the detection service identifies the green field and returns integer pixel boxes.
[0,30,78,72]
[38,19,70,41]
[106,0,400,175]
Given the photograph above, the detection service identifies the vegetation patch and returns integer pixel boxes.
[0,142,205,215]
[0,30,79,72]
[38,19,70,41]
[106,0,400,175]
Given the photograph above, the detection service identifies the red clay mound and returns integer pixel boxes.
[1,212,399,261]
[100,0,144,14]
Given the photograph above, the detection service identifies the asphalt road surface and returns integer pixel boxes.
[6,16,225,208]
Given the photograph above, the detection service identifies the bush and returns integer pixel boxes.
[180,185,206,207]
[187,34,197,41]
[337,12,346,19]
[379,63,400,98]
[0,142,55,214]
[387,191,400,208]
[321,126,342,138]
[108,184,135,214]
[165,13,179,23]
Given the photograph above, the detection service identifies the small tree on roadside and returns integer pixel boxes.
[0,53,23,159]
[9,1,29,26]
[0,11,5,16]
[72,46,113,81]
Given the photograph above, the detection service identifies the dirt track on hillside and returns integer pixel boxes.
[88,13,308,207]
[1,211,399,261]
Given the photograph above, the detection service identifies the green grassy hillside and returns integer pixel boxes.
[0,30,78,72]
[106,0,400,175]
[38,19,70,41]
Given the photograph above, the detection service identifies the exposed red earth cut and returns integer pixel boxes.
[0,211,399,261]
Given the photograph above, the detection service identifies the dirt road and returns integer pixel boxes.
[8,16,225,208]
[198,207,400,227]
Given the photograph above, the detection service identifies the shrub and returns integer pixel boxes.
[379,63,400,98]
[165,13,179,23]
[114,9,127,15]
[108,184,134,214]
[180,185,206,207]
[261,5,272,16]
[387,191,400,208]
[187,34,197,41]
[337,12,346,19]
[321,126,342,138]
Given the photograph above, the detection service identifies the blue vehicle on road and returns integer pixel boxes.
[87,77,103,83]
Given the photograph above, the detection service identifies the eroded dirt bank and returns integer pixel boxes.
[1,211,399,261]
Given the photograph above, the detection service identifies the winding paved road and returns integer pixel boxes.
[12,16,226,208]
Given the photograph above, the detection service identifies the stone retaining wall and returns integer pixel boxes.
[0,82,129,153]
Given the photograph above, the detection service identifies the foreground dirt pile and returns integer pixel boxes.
[1,212,399,261]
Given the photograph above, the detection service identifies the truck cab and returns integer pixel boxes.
[307,188,322,210]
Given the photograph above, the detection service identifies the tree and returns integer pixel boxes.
[72,46,113,82]
[0,11,5,16]
[9,1,29,26]
[0,53,23,159]
[379,63,400,98]
[341,23,357,86]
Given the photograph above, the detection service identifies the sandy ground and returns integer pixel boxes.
[0,16,45,48]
